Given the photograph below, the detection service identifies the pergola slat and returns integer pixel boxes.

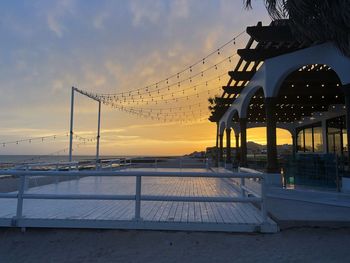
[246,25,294,42]
[222,86,245,94]
[228,71,255,81]
[237,48,299,62]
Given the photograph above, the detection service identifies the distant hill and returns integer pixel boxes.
[204,141,292,157]
[247,141,265,151]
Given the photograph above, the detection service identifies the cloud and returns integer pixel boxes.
[51,79,64,93]
[81,67,107,89]
[116,135,140,139]
[93,12,109,30]
[114,119,209,132]
[46,0,75,37]
[47,14,63,37]
[129,0,164,26]
[106,138,214,147]
[0,0,273,156]
[169,0,190,19]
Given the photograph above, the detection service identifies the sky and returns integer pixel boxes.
[0,0,292,156]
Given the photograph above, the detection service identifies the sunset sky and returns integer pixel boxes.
[0,0,291,156]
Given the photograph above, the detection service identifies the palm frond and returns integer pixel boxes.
[243,0,350,56]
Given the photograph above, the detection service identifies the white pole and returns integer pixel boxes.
[96,100,101,169]
[69,87,75,162]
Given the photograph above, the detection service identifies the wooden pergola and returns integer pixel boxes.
[209,20,350,176]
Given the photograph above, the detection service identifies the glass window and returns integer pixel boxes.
[327,115,346,156]
[297,130,304,152]
[334,133,342,155]
[343,130,348,153]
[328,133,335,153]
[313,127,323,152]
[304,128,313,152]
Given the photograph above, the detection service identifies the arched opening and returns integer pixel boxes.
[275,64,345,189]
[277,64,345,154]
[244,127,292,170]
[222,111,240,166]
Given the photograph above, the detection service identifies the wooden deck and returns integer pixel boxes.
[0,168,278,233]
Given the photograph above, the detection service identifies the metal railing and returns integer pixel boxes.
[0,169,267,228]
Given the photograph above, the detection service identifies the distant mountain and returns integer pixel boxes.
[247,141,265,151]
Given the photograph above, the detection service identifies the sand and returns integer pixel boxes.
[0,227,350,263]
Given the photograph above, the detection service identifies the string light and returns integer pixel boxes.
[0,133,96,149]
[74,30,247,124]
[95,31,245,98]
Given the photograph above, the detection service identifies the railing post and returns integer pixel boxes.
[155,158,158,169]
[24,165,29,191]
[14,175,25,226]
[134,175,142,221]
[55,166,59,184]
[75,163,79,180]
[241,176,246,197]
[261,174,267,224]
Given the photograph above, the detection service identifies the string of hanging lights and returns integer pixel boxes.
[97,30,245,97]
[83,71,227,107]
[97,52,240,99]
[77,30,247,123]
[93,83,223,123]
[16,140,97,164]
[0,132,97,148]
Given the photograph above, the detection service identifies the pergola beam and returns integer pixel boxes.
[246,25,294,42]
[238,48,299,62]
[228,71,256,81]
[222,86,245,94]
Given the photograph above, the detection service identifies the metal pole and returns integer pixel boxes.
[69,87,75,162]
[216,122,219,167]
[96,100,101,169]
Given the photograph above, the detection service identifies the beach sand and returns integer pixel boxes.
[0,227,349,263]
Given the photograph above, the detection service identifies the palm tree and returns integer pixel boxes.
[244,0,350,56]
[208,96,228,122]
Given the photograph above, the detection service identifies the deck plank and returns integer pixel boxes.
[0,169,277,232]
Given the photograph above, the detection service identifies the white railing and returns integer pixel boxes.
[100,157,210,170]
[14,161,79,171]
[5,157,213,174]
[11,159,130,172]
[0,169,267,227]
[151,157,210,169]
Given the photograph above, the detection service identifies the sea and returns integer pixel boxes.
[0,154,182,165]
[0,155,142,164]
